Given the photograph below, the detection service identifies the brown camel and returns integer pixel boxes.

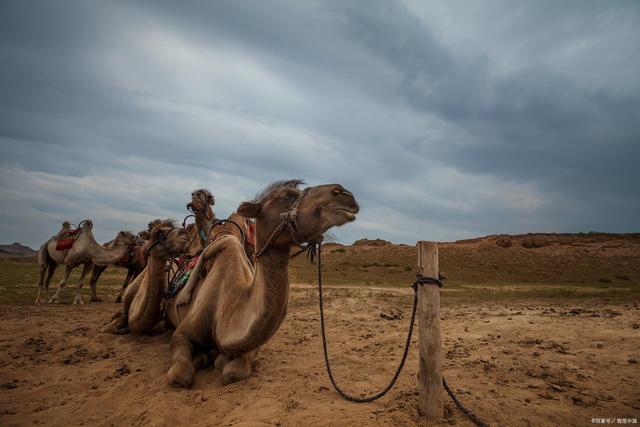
[88,219,163,303]
[36,220,136,304]
[105,219,191,335]
[119,180,359,388]
[185,189,215,256]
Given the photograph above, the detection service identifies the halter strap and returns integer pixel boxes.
[146,227,177,256]
[253,188,322,259]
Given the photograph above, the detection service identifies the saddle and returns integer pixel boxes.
[55,229,81,251]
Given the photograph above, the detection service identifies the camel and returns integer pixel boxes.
[88,219,163,303]
[105,219,191,335]
[35,220,136,305]
[182,188,257,260]
[185,189,215,256]
[115,180,359,388]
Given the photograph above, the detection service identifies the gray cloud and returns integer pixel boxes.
[1,0,639,248]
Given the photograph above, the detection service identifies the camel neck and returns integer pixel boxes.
[89,235,128,267]
[221,244,291,356]
[195,208,213,230]
[146,256,167,286]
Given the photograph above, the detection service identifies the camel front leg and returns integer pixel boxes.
[220,349,259,386]
[49,265,73,303]
[167,332,197,388]
[115,268,135,303]
[89,265,106,302]
[73,263,92,305]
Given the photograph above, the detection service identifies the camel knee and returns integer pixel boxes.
[167,360,195,388]
[220,356,253,386]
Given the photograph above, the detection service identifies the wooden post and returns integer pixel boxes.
[417,241,443,419]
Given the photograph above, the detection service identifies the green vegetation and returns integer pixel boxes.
[0,258,127,305]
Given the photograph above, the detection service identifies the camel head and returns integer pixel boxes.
[147,218,164,232]
[146,219,191,260]
[114,231,136,246]
[237,180,359,249]
[79,219,94,230]
[137,230,151,241]
[187,189,215,216]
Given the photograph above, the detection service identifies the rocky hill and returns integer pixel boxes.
[289,232,640,287]
[0,243,37,258]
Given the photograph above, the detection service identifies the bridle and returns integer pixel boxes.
[146,227,178,256]
[186,193,215,243]
[253,188,322,260]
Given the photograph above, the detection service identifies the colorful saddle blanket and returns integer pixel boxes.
[55,229,81,251]
[167,255,200,298]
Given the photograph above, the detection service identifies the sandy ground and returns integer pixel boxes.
[1,286,638,426]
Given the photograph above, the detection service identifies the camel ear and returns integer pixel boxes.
[138,230,150,240]
[209,195,215,206]
[237,202,261,218]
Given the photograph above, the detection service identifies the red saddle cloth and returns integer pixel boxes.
[55,229,81,251]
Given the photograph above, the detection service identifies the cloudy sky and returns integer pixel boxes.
[1,1,639,248]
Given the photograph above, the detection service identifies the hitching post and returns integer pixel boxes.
[417,241,444,419]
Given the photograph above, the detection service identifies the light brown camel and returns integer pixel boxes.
[88,219,163,303]
[105,219,191,335]
[36,220,136,304]
[185,189,215,256]
[124,180,358,388]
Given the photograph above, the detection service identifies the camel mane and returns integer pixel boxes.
[249,179,304,204]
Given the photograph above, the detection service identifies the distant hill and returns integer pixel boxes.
[0,242,38,258]
[289,232,640,287]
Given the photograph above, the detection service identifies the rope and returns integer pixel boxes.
[316,243,417,402]
[443,378,489,427]
[315,243,490,426]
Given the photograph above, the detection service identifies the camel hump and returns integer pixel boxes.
[61,220,72,229]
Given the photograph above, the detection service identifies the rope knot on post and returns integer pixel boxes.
[412,274,444,291]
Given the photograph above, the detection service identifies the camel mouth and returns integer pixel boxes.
[335,208,358,222]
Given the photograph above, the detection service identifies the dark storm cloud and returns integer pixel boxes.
[1,0,639,248]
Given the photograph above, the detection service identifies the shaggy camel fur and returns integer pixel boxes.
[36,220,136,304]
[114,180,359,388]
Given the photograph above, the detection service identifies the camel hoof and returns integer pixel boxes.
[48,298,58,304]
[214,354,229,370]
[167,362,195,389]
[220,371,241,386]
[73,297,84,305]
